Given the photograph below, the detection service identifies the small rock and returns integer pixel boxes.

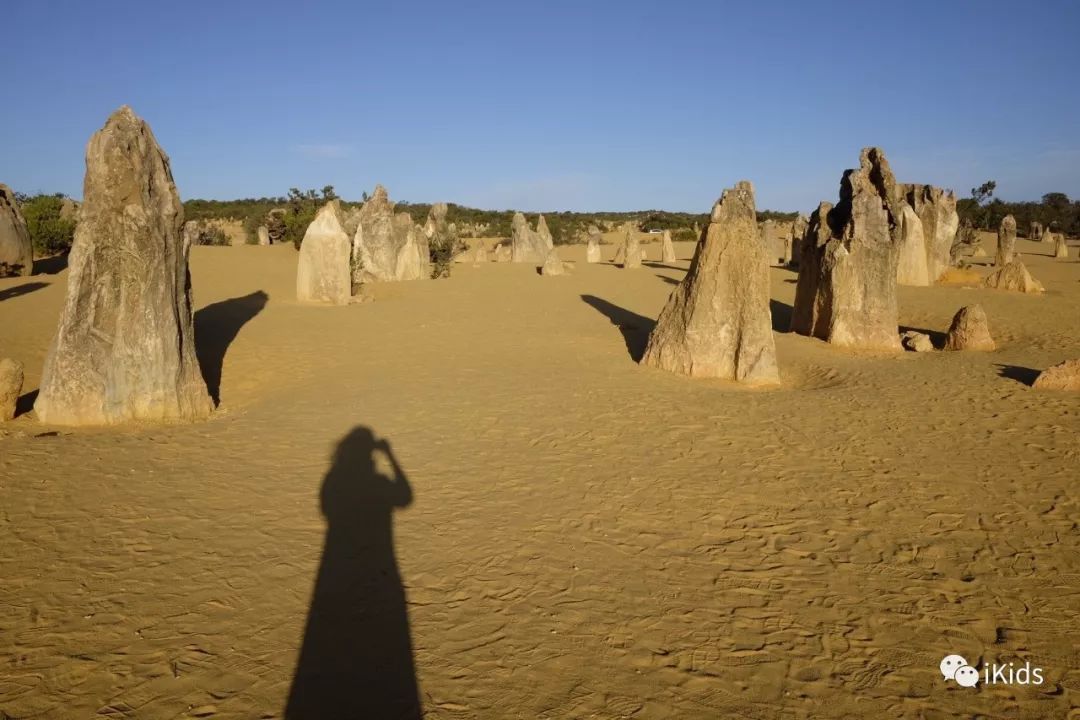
[944,304,995,351]
[0,358,24,421]
[900,331,934,352]
[1032,359,1080,391]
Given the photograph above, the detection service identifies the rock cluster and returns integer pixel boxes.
[35,106,213,425]
[510,213,550,264]
[900,184,959,282]
[351,185,425,283]
[641,181,778,384]
[791,148,903,352]
[0,183,33,277]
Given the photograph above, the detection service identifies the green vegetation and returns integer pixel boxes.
[957,181,1079,236]
[186,222,229,246]
[185,186,351,247]
[181,193,799,248]
[20,181,1072,260]
[16,193,77,256]
[428,219,464,279]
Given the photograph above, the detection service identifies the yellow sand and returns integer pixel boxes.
[1,232,1078,718]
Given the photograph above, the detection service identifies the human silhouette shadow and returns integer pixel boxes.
[0,281,48,302]
[194,291,268,405]
[285,427,420,720]
[581,294,656,362]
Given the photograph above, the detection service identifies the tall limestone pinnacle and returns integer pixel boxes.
[790,147,903,352]
[641,181,778,384]
[35,106,213,424]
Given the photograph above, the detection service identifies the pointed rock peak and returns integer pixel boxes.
[108,105,139,123]
[712,181,756,223]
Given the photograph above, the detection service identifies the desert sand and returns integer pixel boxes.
[1,232,1078,718]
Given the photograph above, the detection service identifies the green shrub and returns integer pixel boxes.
[429,221,464,279]
[189,222,230,246]
[283,207,317,249]
[20,194,76,256]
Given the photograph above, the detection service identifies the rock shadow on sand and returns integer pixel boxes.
[32,254,69,275]
[0,281,48,302]
[194,291,268,405]
[769,299,793,333]
[996,364,1040,387]
[285,427,420,720]
[581,294,656,362]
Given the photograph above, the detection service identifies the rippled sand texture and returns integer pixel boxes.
[1,233,1078,719]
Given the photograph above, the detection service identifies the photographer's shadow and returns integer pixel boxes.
[285,427,420,719]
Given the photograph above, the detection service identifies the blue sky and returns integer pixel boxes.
[2,0,1078,212]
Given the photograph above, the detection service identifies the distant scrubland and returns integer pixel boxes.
[13,182,1079,255]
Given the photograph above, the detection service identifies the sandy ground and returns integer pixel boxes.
[1,233,1078,719]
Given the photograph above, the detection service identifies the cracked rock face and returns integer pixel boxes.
[35,106,213,425]
[1033,359,1080,391]
[791,147,903,352]
[621,223,641,269]
[0,183,32,277]
[896,205,929,286]
[641,181,778,384]
[0,357,23,421]
[586,228,602,263]
[510,213,548,264]
[351,186,425,283]
[661,230,676,263]
[944,304,995,351]
[983,260,1044,294]
[995,214,1016,267]
[297,200,352,304]
[901,183,959,281]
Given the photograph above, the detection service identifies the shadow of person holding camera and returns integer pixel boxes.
[285,427,420,719]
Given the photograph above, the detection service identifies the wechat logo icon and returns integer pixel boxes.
[940,654,979,688]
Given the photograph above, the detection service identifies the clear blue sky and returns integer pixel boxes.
[3,0,1078,212]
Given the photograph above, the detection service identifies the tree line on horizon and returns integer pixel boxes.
[11,183,1079,257]
[183,188,799,246]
